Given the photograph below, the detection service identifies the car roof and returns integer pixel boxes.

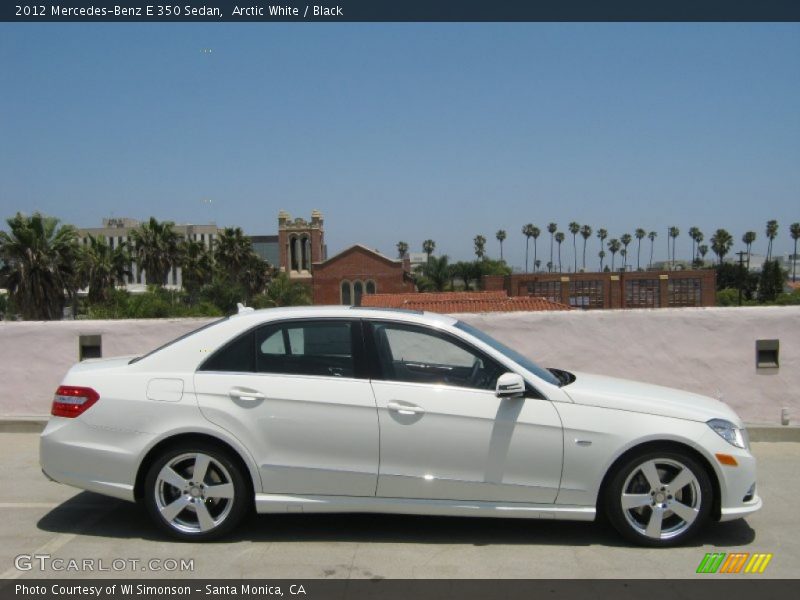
[230,305,458,327]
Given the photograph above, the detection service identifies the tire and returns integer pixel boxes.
[144,442,250,541]
[604,449,713,547]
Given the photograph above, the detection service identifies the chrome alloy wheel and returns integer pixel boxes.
[154,452,235,534]
[620,458,702,541]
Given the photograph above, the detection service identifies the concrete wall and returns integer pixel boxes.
[1,307,797,424]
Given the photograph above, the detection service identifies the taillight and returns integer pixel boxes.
[52,386,99,418]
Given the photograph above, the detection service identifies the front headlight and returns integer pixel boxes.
[707,418,748,449]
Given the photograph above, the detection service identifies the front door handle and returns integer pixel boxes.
[229,387,265,402]
[387,401,425,416]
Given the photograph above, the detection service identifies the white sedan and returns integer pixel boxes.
[40,306,760,546]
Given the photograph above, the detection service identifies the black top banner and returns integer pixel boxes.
[3,1,800,23]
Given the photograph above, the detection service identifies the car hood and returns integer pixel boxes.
[561,371,742,426]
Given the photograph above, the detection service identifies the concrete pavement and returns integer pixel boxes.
[0,433,796,579]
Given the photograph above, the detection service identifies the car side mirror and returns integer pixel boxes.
[496,372,525,398]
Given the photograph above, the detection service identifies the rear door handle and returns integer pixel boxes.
[387,401,425,416]
[229,387,265,402]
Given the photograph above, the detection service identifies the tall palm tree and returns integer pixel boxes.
[78,234,131,303]
[522,224,537,273]
[688,227,701,263]
[607,238,621,271]
[555,232,565,273]
[568,222,580,273]
[765,219,779,261]
[474,235,486,260]
[634,228,646,271]
[396,241,409,259]
[598,250,606,271]
[668,226,680,270]
[179,238,214,299]
[790,223,800,282]
[0,212,80,320]
[129,217,181,286]
[547,222,558,272]
[422,239,436,262]
[214,227,253,281]
[620,233,632,271]
[647,231,657,269]
[416,255,450,291]
[495,230,506,261]
[596,228,608,265]
[580,225,592,271]
[698,244,709,263]
[742,231,756,270]
[693,231,704,267]
[710,229,733,265]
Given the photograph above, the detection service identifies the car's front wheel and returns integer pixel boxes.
[605,449,713,547]
[144,442,250,541]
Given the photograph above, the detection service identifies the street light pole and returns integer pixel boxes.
[735,250,747,307]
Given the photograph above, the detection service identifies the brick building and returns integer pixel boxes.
[311,244,415,305]
[484,270,716,309]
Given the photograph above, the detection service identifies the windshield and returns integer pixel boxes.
[454,321,561,387]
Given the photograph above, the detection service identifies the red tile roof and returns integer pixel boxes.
[361,291,572,313]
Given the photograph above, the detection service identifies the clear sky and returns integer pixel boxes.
[1,23,798,268]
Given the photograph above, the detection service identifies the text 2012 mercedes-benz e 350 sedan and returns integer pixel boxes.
[40,306,760,545]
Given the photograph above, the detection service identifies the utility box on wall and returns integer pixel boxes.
[79,334,102,361]
[756,339,779,369]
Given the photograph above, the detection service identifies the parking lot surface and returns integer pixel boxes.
[0,433,797,579]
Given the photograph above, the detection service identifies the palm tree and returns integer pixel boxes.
[688,227,701,263]
[742,231,756,270]
[129,217,181,286]
[261,272,311,307]
[214,227,253,281]
[698,244,709,263]
[416,255,450,291]
[668,226,680,270]
[765,219,779,261]
[396,241,409,259]
[0,212,79,320]
[179,238,214,300]
[240,253,272,300]
[596,228,608,265]
[453,261,476,291]
[634,228,646,271]
[547,222,558,272]
[692,231,704,267]
[710,229,733,265]
[78,234,131,303]
[568,222,580,273]
[534,259,541,272]
[620,233,632,271]
[522,224,537,273]
[580,225,592,271]
[422,239,436,262]
[473,235,486,260]
[495,230,506,261]
[598,250,606,271]
[607,238,621,271]
[790,223,800,282]
[555,232,565,272]
[647,231,657,269]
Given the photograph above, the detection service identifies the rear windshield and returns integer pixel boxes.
[129,318,227,364]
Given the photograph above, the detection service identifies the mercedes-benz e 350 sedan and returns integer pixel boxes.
[40,306,760,545]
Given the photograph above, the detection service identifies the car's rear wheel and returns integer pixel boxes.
[605,449,713,547]
[144,442,249,541]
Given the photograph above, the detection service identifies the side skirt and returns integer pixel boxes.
[254,493,596,521]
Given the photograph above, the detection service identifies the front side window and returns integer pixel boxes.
[370,322,503,390]
[256,321,354,378]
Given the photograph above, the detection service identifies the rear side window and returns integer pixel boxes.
[199,320,358,379]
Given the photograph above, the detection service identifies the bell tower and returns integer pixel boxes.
[278,210,325,279]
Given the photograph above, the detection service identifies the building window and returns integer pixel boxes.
[626,279,660,308]
[569,280,604,309]
[526,281,561,303]
[341,280,352,305]
[353,281,364,307]
[668,278,701,307]
[366,280,376,295]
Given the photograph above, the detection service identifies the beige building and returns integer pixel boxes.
[77,218,220,291]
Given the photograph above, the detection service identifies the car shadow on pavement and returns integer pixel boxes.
[38,491,755,548]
